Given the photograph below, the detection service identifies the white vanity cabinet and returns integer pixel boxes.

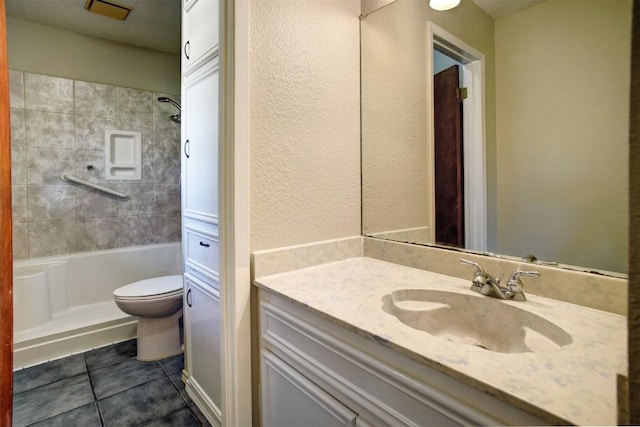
[258,290,548,427]
[180,0,221,424]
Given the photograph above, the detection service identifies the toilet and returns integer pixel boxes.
[113,275,184,361]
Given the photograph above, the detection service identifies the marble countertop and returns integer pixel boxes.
[254,257,627,426]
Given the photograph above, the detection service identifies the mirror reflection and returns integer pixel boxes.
[361,0,630,274]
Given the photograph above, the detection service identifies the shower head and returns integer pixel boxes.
[157,97,182,123]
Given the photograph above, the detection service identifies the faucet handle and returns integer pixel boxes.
[460,259,500,292]
[521,254,559,266]
[460,258,485,274]
[507,270,540,293]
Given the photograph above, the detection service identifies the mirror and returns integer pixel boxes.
[361,0,631,274]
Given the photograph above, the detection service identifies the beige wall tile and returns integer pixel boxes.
[24,73,74,113]
[28,220,77,257]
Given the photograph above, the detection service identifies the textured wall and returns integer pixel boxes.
[495,0,631,273]
[361,0,495,239]
[361,0,430,237]
[10,70,181,259]
[249,0,361,251]
[361,0,395,17]
[6,16,180,94]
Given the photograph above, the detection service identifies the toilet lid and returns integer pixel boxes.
[113,275,183,299]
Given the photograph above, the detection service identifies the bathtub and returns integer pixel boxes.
[13,242,182,369]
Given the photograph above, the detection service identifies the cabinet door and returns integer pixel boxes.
[183,0,219,71]
[183,58,219,225]
[184,275,221,409]
[261,350,358,427]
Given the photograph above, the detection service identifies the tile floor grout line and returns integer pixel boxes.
[12,353,86,396]
[14,372,97,427]
[166,369,192,408]
[157,356,204,425]
[83,353,99,402]
[82,352,105,427]
[96,368,178,403]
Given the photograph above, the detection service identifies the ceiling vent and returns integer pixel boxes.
[84,0,133,21]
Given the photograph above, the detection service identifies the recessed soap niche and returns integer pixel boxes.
[105,129,142,180]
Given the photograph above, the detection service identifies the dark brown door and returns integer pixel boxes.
[434,65,464,247]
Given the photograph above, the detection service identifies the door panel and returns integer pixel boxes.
[434,65,464,247]
[261,350,358,427]
[183,0,219,71]
[185,276,221,408]
[183,59,219,224]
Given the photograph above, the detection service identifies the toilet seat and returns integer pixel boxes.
[113,275,183,301]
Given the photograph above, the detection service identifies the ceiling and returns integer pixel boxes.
[471,0,547,19]
[5,0,181,54]
[4,0,545,55]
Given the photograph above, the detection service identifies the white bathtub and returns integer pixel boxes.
[13,242,182,369]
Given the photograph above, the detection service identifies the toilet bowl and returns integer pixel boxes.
[113,275,183,361]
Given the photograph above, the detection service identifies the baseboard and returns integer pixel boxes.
[14,319,137,369]
[185,377,223,427]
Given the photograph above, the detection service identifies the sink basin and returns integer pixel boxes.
[382,289,573,354]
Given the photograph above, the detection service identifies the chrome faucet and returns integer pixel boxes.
[460,259,540,301]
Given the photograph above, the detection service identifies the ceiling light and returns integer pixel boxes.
[84,0,133,21]
[429,0,461,11]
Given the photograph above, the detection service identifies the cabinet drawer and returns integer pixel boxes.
[185,226,219,281]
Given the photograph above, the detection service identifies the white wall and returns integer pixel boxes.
[249,0,361,251]
[495,0,631,272]
[7,16,180,94]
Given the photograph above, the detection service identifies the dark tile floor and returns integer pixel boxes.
[13,339,211,427]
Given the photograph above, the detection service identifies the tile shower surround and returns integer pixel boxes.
[9,70,182,259]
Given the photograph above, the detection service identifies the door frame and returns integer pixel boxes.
[0,0,12,423]
[218,0,252,426]
[427,22,487,252]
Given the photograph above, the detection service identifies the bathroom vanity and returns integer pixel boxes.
[254,256,626,426]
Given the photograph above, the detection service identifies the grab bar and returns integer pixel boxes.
[60,174,130,200]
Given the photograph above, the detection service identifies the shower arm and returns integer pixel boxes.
[157,97,181,111]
